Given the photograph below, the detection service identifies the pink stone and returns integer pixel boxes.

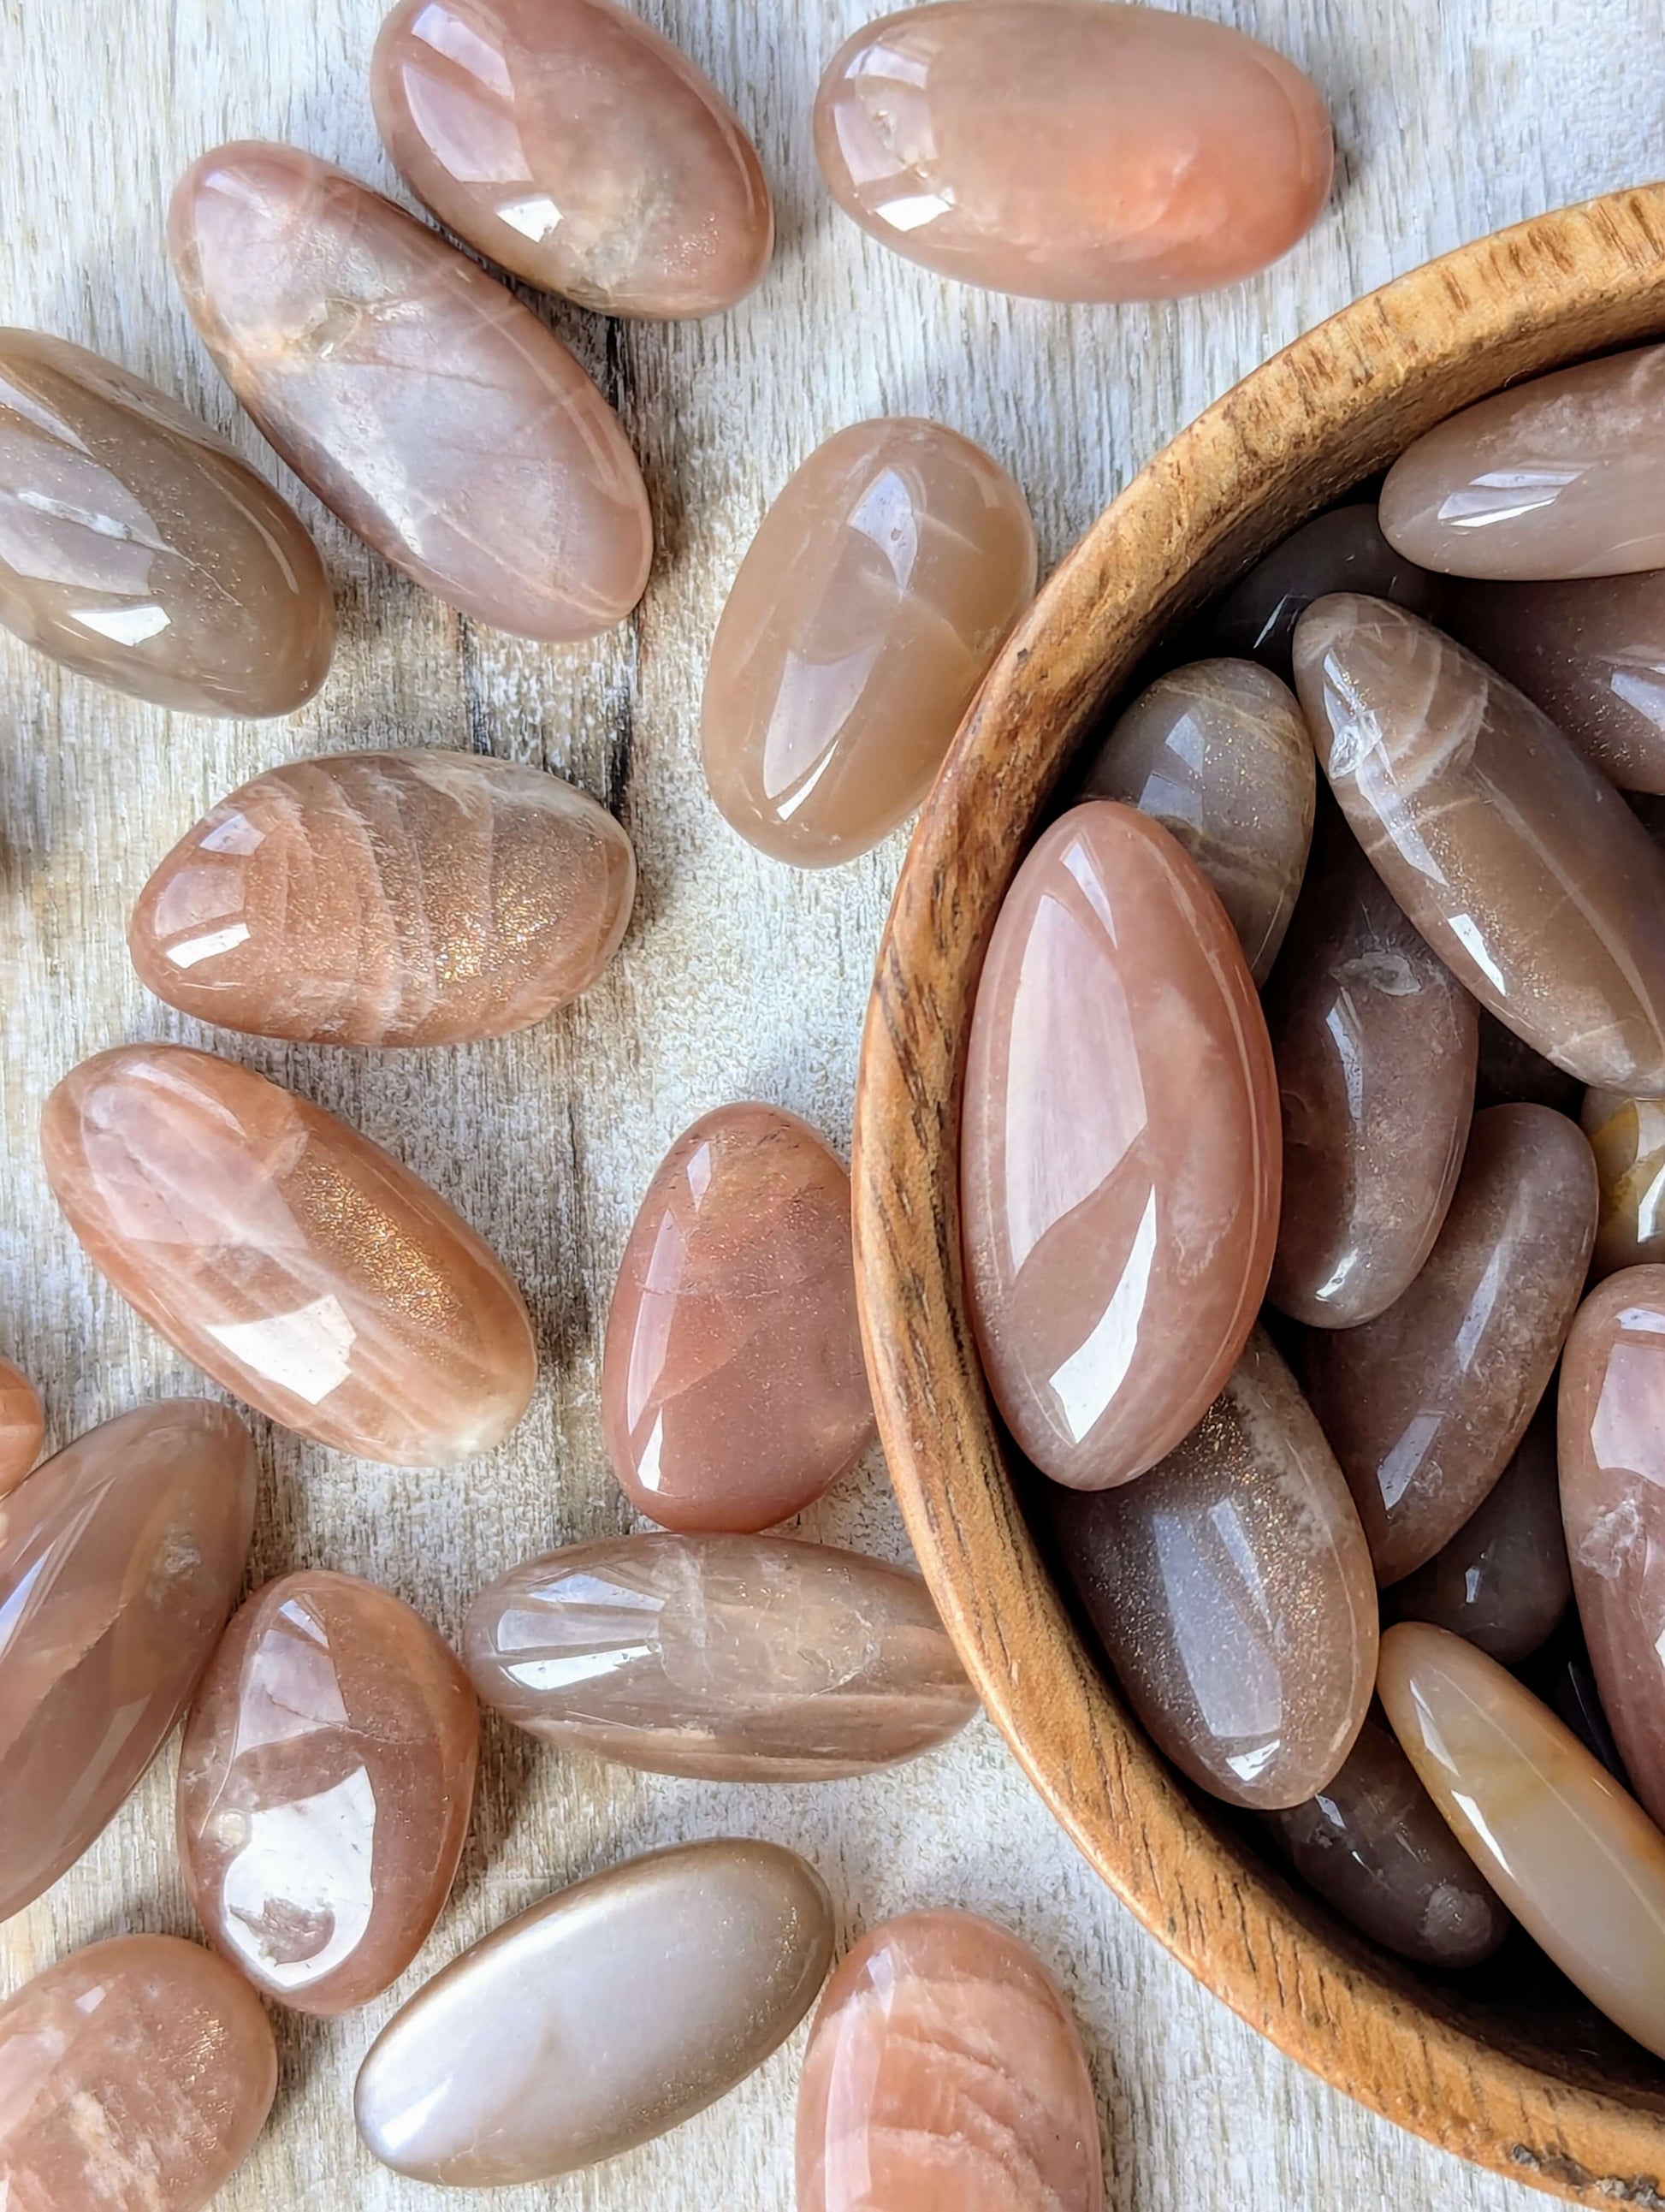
[0,1356,44,1497]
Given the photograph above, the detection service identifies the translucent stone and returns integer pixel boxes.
[464,1532,975,1780]
[41,1043,536,1466]
[130,750,635,1047]
[1582,1088,1665,1279]
[0,1355,44,1497]
[1200,502,1442,679]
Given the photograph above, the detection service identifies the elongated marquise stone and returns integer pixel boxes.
[701,418,1035,866]
[1380,1621,1665,2059]
[372,0,773,317]
[963,802,1280,1491]
[813,2,1331,303]
[355,1839,833,2183]
[1080,660,1314,983]
[130,750,635,1046]
[1583,1089,1665,1279]
[796,1910,1104,2212]
[0,1936,276,2208]
[603,1104,874,1531]
[1380,345,1665,579]
[0,329,333,715]
[168,142,652,641]
[1294,594,1665,1089]
[465,1533,975,1780]
[179,1569,478,2013]
[41,1044,536,1465]
[1201,503,1441,678]
[0,1356,44,1496]
[0,1401,255,1924]
[1306,1105,1596,1586]
[1047,1327,1374,1809]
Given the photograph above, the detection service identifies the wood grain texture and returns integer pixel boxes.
[0,2,1659,2208]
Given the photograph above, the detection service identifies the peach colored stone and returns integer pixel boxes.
[701,418,1034,866]
[1582,1088,1665,1279]
[371,0,773,317]
[0,1356,44,1497]
[168,142,651,641]
[130,750,635,1047]
[41,1044,536,1466]
[178,1569,478,2014]
[962,802,1280,1491]
[814,1,1331,303]
[602,1103,874,1532]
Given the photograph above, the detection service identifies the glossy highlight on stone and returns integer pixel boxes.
[963,802,1280,1491]
[0,329,333,715]
[1200,502,1442,679]
[796,1909,1104,2212]
[0,1401,255,1924]
[1583,1088,1665,1279]
[465,1532,975,1780]
[701,418,1035,866]
[0,1936,276,2210]
[0,1355,44,1496]
[355,1839,833,2184]
[179,1569,478,2013]
[41,1044,536,1466]
[372,0,773,317]
[814,2,1332,303]
[130,750,635,1047]
[603,1103,873,1531]
[169,142,651,641]
[1295,594,1665,1089]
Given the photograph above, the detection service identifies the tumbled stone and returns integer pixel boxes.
[814,2,1331,302]
[0,1401,255,1924]
[465,1532,975,1780]
[0,329,333,716]
[1261,1714,1509,1968]
[1520,1618,1632,1784]
[130,750,635,1047]
[1380,1620,1665,2060]
[1200,502,1442,677]
[1379,344,1665,579]
[1265,813,1475,1327]
[603,1103,873,1531]
[1295,595,1665,1089]
[701,418,1034,866]
[178,1569,478,2013]
[1304,1104,1596,1585]
[797,1910,1103,2212]
[169,142,651,641]
[1582,1088,1665,1279]
[355,1838,832,2183]
[372,0,773,317]
[0,1936,276,2209]
[1047,1326,1374,1810]
[0,1355,44,1497]
[41,1043,536,1466]
[1473,1004,1585,1115]
[1079,659,1314,982]
[963,802,1280,1491]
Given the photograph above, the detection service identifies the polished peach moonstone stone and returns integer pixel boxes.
[41,1044,536,1466]
[797,1909,1104,2212]
[0,1355,44,1496]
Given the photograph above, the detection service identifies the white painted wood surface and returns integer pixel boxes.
[1,0,1660,2203]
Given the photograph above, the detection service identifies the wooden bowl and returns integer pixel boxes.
[851,182,1665,2205]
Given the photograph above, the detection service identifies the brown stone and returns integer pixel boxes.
[0,1355,44,1497]
[1200,501,1443,678]
[1582,1088,1665,1279]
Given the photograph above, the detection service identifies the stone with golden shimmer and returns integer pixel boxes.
[1582,1088,1665,1279]
[0,1356,44,1497]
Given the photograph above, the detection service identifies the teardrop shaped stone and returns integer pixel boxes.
[602,1103,873,1531]
[130,750,635,1047]
[0,1936,276,2207]
[168,142,651,641]
[1294,594,1665,1089]
[1260,1713,1509,1968]
[963,802,1280,1491]
[1200,502,1442,679]
[178,1569,478,2013]
[371,0,773,317]
[1079,659,1314,983]
[0,328,333,715]
[1380,1620,1665,2060]
[465,1532,975,1779]
[0,1356,44,1497]
[796,1910,1104,2212]
[1046,1326,1374,1809]
[1379,344,1665,580]
[1265,813,1476,1327]
[1582,1089,1665,1280]
[41,1043,536,1466]
[1304,1104,1597,1586]
[355,1839,833,2184]
[701,418,1035,866]
[0,1401,255,1924]
[814,2,1331,303]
